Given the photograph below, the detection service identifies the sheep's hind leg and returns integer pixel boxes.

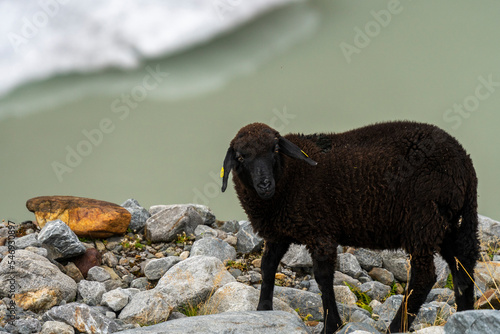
[389,255,436,333]
[313,254,342,334]
[257,241,290,310]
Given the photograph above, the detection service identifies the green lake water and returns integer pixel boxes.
[1,0,499,223]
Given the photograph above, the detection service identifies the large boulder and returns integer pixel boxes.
[37,219,86,259]
[0,250,76,312]
[114,311,310,334]
[145,205,203,243]
[26,196,131,238]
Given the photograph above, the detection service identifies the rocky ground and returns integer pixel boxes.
[0,198,500,334]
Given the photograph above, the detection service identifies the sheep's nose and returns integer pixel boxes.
[257,179,272,191]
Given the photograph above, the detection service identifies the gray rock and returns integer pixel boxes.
[121,198,151,232]
[144,256,181,280]
[202,282,297,315]
[43,302,120,333]
[101,288,131,312]
[359,281,391,301]
[413,326,445,334]
[102,252,118,268]
[334,271,362,287]
[334,285,358,305]
[220,220,240,233]
[478,214,500,246]
[145,205,203,243]
[189,237,236,262]
[40,321,75,334]
[426,288,455,305]
[156,255,235,306]
[353,248,383,271]
[148,204,215,226]
[412,301,454,331]
[118,289,173,325]
[338,253,363,278]
[368,267,394,286]
[434,254,451,288]
[115,311,310,334]
[24,246,48,258]
[444,310,500,334]
[14,233,41,249]
[337,322,381,334]
[381,250,410,282]
[87,266,112,282]
[77,280,106,306]
[5,318,41,334]
[236,221,263,253]
[281,244,313,268]
[337,302,371,323]
[272,285,324,320]
[130,277,149,290]
[0,250,77,303]
[194,225,217,239]
[372,294,403,323]
[37,219,86,259]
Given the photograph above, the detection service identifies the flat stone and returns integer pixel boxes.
[12,288,61,313]
[194,225,218,239]
[220,220,240,233]
[148,204,215,226]
[368,267,394,286]
[115,311,310,334]
[26,196,131,238]
[87,266,112,282]
[38,219,86,259]
[101,288,132,312]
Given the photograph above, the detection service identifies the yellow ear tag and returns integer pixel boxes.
[301,150,309,157]
[220,167,224,178]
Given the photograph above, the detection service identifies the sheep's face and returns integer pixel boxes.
[221,123,317,200]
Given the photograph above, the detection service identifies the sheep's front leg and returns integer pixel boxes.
[257,241,290,310]
[313,254,343,334]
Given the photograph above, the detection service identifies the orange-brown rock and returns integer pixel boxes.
[13,288,61,312]
[26,196,131,238]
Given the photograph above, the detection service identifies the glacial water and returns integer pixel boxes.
[1,0,499,223]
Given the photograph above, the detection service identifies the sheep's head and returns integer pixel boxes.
[221,123,317,200]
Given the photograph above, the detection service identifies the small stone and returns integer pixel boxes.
[359,281,391,301]
[145,205,203,243]
[38,219,87,259]
[194,225,217,239]
[118,289,173,325]
[190,237,236,262]
[144,256,182,280]
[14,233,41,249]
[77,280,106,306]
[338,253,363,278]
[353,248,383,271]
[475,288,500,309]
[64,262,84,283]
[87,266,112,282]
[381,250,410,282]
[71,248,102,278]
[281,244,313,268]
[179,251,189,260]
[252,258,262,268]
[101,288,131,311]
[130,277,149,290]
[95,240,106,252]
[102,252,118,268]
[224,235,238,247]
[369,267,395,286]
[220,220,240,233]
[334,285,358,305]
[24,246,48,258]
[40,320,75,334]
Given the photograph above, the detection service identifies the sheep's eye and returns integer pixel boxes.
[237,155,244,162]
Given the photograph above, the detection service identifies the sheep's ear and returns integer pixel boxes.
[221,147,235,192]
[278,137,317,166]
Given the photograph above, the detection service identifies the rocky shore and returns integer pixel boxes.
[1,197,499,334]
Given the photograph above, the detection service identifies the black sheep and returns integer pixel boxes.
[221,121,479,333]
